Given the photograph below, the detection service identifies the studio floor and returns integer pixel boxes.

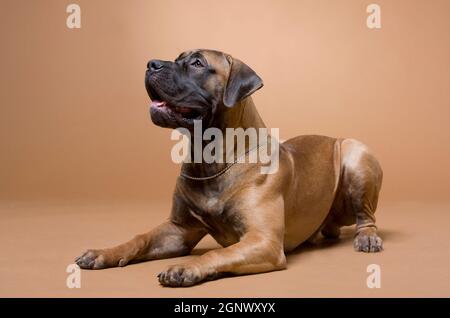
[0,200,449,297]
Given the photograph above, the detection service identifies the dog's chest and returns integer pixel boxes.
[186,191,244,247]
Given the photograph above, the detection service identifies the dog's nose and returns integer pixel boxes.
[147,59,165,72]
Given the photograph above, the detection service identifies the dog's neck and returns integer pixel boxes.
[183,97,266,179]
[213,97,266,131]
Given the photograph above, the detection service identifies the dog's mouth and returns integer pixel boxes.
[148,85,203,121]
[151,100,201,120]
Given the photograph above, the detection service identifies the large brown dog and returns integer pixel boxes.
[75,49,383,287]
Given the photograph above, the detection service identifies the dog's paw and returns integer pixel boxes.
[75,249,128,269]
[158,264,206,287]
[353,230,383,253]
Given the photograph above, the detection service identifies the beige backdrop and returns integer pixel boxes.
[1,0,450,204]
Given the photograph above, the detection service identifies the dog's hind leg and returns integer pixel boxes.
[340,139,383,253]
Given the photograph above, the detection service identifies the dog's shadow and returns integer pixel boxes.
[184,227,404,286]
[287,230,352,261]
[287,227,402,262]
[191,227,403,260]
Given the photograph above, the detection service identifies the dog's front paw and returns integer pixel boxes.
[353,229,383,253]
[75,249,129,269]
[158,263,207,287]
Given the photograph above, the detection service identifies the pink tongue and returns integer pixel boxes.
[151,100,166,107]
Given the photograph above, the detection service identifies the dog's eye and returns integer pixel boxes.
[191,59,204,68]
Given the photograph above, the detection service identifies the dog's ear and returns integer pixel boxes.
[223,55,263,108]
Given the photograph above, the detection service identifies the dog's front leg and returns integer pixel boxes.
[158,231,286,287]
[75,221,206,269]
[158,198,286,287]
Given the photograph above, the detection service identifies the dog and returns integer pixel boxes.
[75,49,383,287]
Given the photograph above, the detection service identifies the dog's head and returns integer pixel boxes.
[145,49,263,129]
